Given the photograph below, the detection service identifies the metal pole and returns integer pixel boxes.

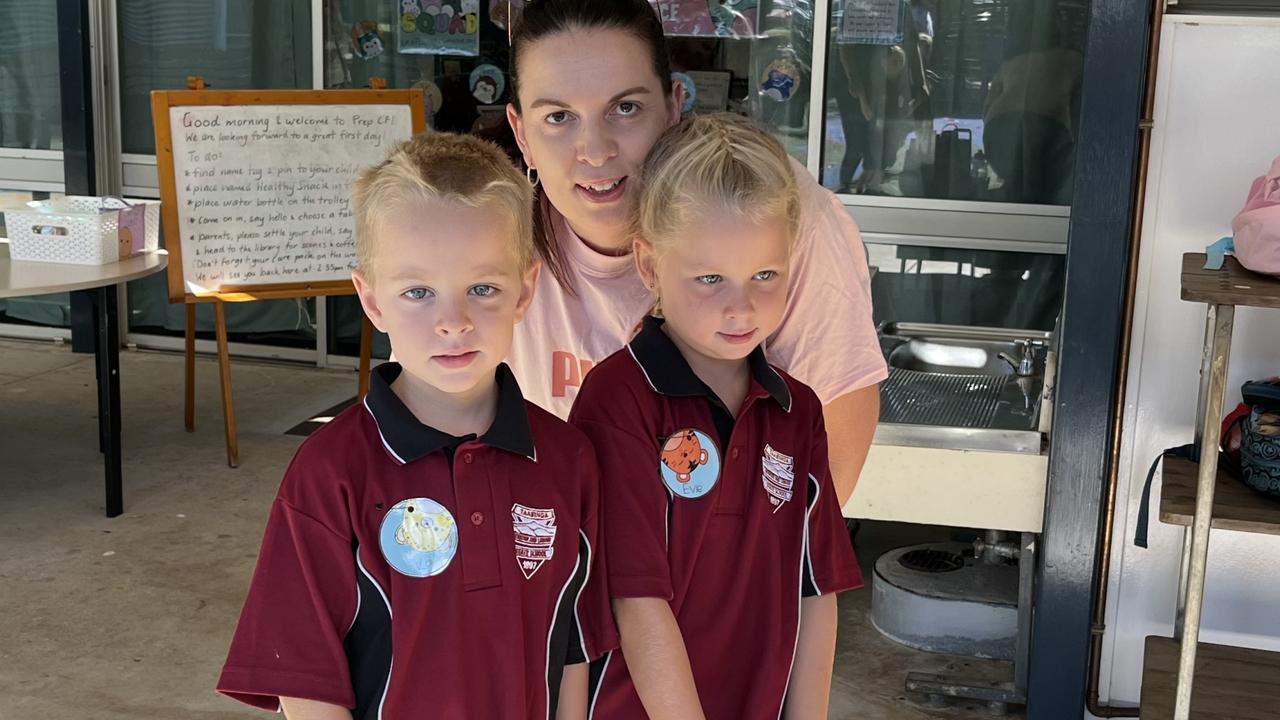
[806,0,832,181]
[1015,533,1035,695]
[1172,303,1234,719]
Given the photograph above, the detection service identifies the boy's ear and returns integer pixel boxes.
[351,269,387,333]
[506,104,534,169]
[512,260,541,324]
[633,237,658,290]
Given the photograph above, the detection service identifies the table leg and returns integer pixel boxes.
[96,284,123,518]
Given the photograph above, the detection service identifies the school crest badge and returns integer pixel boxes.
[512,503,556,579]
[761,444,795,512]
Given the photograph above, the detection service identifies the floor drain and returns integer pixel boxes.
[898,548,965,573]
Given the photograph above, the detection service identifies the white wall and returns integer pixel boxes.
[1093,15,1280,713]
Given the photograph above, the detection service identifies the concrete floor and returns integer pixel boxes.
[0,338,1021,719]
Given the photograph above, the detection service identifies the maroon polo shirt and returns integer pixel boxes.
[218,362,617,719]
[569,317,862,720]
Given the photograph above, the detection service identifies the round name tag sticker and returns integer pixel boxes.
[659,428,721,499]
[379,497,458,578]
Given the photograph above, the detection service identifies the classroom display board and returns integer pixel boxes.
[152,89,425,302]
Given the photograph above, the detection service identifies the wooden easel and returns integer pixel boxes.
[154,78,424,467]
[179,289,376,468]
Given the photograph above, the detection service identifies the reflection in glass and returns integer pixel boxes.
[665,0,814,164]
[118,1,316,347]
[823,0,1086,204]
[0,1,62,150]
[868,243,1063,330]
[118,0,311,155]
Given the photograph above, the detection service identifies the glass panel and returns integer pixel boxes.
[868,242,1063,330]
[322,1,826,358]
[118,0,312,155]
[665,0,815,165]
[0,190,71,328]
[0,1,62,150]
[324,0,513,134]
[823,0,1087,204]
[323,0,521,358]
[118,1,316,349]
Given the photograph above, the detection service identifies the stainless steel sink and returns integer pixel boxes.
[887,338,1031,376]
[876,323,1051,454]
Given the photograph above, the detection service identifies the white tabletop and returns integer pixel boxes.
[0,240,168,298]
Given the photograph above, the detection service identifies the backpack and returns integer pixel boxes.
[1206,155,1280,277]
[1133,379,1280,548]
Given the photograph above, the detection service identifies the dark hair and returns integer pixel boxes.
[502,0,673,291]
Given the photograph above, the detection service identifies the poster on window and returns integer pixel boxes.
[398,0,480,56]
[838,0,905,45]
[650,1,759,38]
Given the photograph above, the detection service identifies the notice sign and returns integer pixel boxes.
[168,104,413,295]
[838,0,905,45]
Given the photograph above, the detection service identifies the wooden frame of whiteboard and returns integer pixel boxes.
[151,88,425,467]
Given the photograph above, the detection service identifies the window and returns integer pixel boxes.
[822,0,1087,204]
[0,2,62,151]
[118,0,317,351]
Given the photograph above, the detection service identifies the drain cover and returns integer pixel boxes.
[898,548,965,573]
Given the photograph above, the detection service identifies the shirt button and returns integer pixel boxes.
[463,452,473,464]
[731,448,740,459]
[471,512,484,526]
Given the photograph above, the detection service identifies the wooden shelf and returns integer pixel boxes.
[1159,456,1280,536]
[1140,636,1280,719]
[1181,253,1280,309]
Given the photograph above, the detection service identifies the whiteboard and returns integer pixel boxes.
[166,103,413,295]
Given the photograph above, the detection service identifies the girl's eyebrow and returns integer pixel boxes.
[528,86,652,110]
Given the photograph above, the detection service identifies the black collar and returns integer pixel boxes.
[363,362,537,464]
[627,316,791,412]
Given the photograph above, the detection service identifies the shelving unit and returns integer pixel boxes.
[1138,253,1280,719]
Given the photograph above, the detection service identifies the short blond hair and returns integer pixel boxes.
[352,132,533,277]
[632,113,800,256]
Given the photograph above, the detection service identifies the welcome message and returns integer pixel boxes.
[170,104,413,294]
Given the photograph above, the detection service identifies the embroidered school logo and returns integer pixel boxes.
[511,503,557,580]
[761,444,795,512]
[659,428,722,499]
[378,497,458,578]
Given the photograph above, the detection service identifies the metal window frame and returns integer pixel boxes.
[1169,0,1280,13]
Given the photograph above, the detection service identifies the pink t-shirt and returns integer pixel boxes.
[508,159,888,419]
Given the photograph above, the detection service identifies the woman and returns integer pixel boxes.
[499,0,885,504]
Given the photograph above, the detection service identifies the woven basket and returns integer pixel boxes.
[2,197,160,265]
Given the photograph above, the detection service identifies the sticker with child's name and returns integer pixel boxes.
[659,428,721,499]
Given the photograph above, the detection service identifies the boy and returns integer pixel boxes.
[217,132,615,719]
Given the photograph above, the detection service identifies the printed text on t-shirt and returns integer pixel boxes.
[551,351,596,398]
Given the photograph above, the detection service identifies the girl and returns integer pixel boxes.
[498,0,887,504]
[568,113,861,719]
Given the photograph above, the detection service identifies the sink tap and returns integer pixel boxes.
[999,339,1040,377]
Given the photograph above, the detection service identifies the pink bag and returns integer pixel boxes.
[1231,155,1280,276]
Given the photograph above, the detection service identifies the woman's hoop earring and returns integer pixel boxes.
[526,166,540,187]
